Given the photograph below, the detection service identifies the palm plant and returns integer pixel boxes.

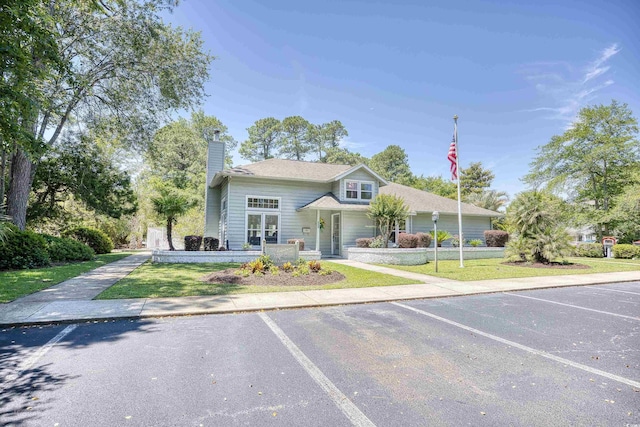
[429,230,453,247]
[367,194,409,248]
[151,188,192,251]
[465,190,509,211]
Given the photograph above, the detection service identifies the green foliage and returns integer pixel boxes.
[322,147,369,166]
[505,191,572,263]
[429,230,453,246]
[367,194,410,248]
[43,235,95,262]
[0,224,50,270]
[308,260,322,272]
[29,133,137,224]
[369,236,385,248]
[239,117,282,162]
[369,145,413,184]
[464,190,509,212]
[612,244,640,259]
[411,175,457,199]
[469,239,483,247]
[574,243,604,258]
[313,120,348,160]
[280,116,313,160]
[151,186,193,251]
[281,262,294,272]
[524,101,639,241]
[609,171,640,243]
[484,230,509,247]
[64,226,114,254]
[460,162,494,196]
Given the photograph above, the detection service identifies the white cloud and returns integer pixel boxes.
[521,43,620,123]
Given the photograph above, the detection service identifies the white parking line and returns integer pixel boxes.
[391,302,640,389]
[504,293,640,321]
[2,324,77,385]
[596,287,640,296]
[259,313,375,427]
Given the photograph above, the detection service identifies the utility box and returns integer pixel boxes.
[602,236,617,258]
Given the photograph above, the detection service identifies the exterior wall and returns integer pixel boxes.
[412,213,491,246]
[204,141,225,237]
[345,247,505,265]
[341,211,375,255]
[226,177,332,251]
[337,169,380,202]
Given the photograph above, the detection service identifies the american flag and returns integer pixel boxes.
[447,133,457,180]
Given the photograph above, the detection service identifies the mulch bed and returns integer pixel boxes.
[200,268,346,287]
[502,261,590,270]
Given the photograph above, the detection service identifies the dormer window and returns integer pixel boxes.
[345,180,374,200]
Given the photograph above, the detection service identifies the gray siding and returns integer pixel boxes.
[412,213,491,246]
[337,169,381,202]
[226,178,332,251]
[332,180,342,200]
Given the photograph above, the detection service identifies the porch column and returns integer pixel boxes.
[315,210,320,252]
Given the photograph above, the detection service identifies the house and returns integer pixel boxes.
[204,138,501,257]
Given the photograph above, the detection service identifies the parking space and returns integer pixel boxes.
[1,282,639,426]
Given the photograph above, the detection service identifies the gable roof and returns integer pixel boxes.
[210,158,387,186]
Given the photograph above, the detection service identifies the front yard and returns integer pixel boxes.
[381,257,640,281]
[96,261,420,299]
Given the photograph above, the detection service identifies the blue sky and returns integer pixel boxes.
[163,0,639,196]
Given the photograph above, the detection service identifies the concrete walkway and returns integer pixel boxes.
[1,255,639,326]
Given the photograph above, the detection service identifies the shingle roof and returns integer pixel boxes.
[298,193,371,211]
[380,183,501,216]
[217,159,353,182]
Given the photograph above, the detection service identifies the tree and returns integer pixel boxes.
[367,194,409,248]
[313,120,348,160]
[505,190,572,263]
[524,100,639,241]
[464,190,509,211]
[279,116,313,160]
[369,145,413,184]
[5,0,212,229]
[239,117,282,162]
[460,162,494,196]
[191,111,237,168]
[609,171,640,243]
[412,175,457,199]
[29,132,137,224]
[151,186,192,251]
[322,147,368,166]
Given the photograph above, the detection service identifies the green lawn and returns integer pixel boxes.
[0,252,135,303]
[381,257,640,281]
[96,261,420,299]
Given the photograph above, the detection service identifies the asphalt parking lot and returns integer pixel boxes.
[1,281,639,426]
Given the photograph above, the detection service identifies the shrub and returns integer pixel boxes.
[282,262,294,272]
[257,254,275,269]
[270,266,280,275]
[484,230,509,247]
[0,225,50,270]
[297,264,310,275]
[369,236,385,248]
[612,244,640,259]
[574,243,604,258]
[469,239,483,247]
[356,238,373,248]
[204,237,219,251]
[397,233,418,248]
[43,235,95,262]
[184,235,203,251]
[245,259,266,274]
[308,260,322,272]
[64,226,113,254]
[451,234,464,247]
[287,239,305,251]
[415,232,432,248]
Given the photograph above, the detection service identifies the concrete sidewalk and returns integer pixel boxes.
[1,256,639,326]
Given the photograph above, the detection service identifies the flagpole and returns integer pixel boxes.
[454,115,464,268]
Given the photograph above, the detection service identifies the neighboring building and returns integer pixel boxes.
[567,226,597,244]
[204,139,501,257]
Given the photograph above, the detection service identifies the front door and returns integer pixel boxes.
[331,213,340,256]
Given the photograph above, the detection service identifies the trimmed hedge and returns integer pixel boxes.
[287,239,305,251]
[0,225,50,270]
[204,237,219,251]
[574,243,603,258]
[64,227,114,254]
[612,244,640,259]
[397,233,418,248]
[484,230,509,247]
[356,238,373,248]
[43,235,95,262]
[416,232,432,248]
[184,235,203,251]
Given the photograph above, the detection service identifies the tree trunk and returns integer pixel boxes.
[166,217,175,251]
[6,147,35,230]
[0,141,7,211]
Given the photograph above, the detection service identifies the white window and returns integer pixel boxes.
[345,180,375,200]
[247,197,279,210]
[246,196,280,246]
